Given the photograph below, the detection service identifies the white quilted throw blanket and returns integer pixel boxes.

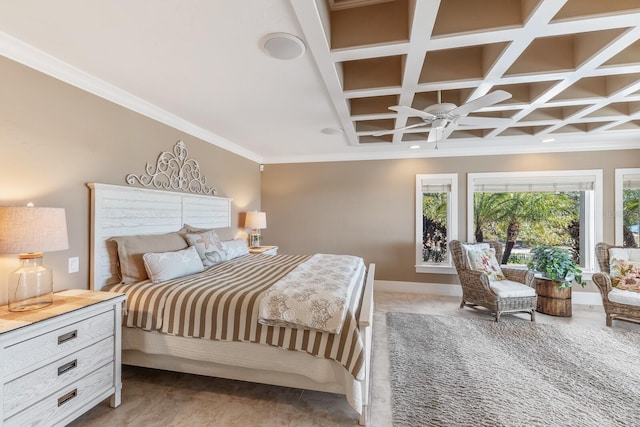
[258,254,365,334]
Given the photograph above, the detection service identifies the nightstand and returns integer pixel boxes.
[249,246,278,255]
[0,289,126,426]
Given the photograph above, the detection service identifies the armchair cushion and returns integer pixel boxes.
[466,246,505,281]
[489,280,537,298]
[608,288,640,306]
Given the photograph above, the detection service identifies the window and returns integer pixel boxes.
[467,170,602,272]
[416,174,458,273]
[615,168,640,247]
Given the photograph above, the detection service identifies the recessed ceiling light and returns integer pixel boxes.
[409,145,421,149]
[541,137,556,143]
[261,33,306,60]
[320,127,344,135]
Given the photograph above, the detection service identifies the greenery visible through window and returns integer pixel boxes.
[620,170,640,248]
[468,171,602,272]
[422,192,448,263]
[416,174,457,272]
[473,192,581,265]
[623,188,639,247]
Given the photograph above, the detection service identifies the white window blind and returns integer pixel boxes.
[473,175,595,192]
[422,181,452,192]
[623,174,640,189]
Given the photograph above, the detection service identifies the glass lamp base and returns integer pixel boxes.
[249,233,262,248]
[9,298,53,312]
[8,253,54,312]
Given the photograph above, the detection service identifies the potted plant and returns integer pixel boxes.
[527,246,585,317]
[527,246,585,288]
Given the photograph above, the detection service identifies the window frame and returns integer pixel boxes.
[467,169,603,273]
[615,168,640,246]
[415,173,458,274]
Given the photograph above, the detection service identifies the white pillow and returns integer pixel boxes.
[466,247,506,281]
[609,248,630,261]
[224,239,249,259]
[462,243,490,269]
[185,229,228,266]
[142,246,204,283]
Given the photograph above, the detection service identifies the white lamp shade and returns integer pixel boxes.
[245,211,267,229]
[0,207,69,254]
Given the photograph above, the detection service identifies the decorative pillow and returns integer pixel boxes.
[462,243,490,269]
[142,246,204,283]
[185,229,228,266]
[609,257,640,292]
[110,232,188,283]
[179,224,235,241]
[224,238,249,259]
[467,247,505,281]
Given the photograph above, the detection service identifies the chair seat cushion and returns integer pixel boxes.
[489,280,536,298]
[608,288,640,307]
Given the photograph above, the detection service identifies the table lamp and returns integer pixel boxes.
[245,211,267,248]
[0,206,69,311]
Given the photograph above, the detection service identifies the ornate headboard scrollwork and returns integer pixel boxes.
[126,140,217,195]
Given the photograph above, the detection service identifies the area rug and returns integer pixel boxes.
[386,312,640,427]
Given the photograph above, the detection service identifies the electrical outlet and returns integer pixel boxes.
[68,257,79,273]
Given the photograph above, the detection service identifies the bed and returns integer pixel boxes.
[87,183,375,424]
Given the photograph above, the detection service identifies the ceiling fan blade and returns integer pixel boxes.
[456,116,512,126]
[389,105,437,120]
[372,122,430,137]
[449,90,512,116]
[426,128,439,143]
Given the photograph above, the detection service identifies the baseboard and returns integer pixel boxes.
[571,291,602,306]
[374,280,603,306]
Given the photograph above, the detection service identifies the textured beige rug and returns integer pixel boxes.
[387,312,640,427]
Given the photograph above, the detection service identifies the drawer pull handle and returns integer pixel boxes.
[58,330,77,345]
[57,359,78,376]
[57,389,77,407]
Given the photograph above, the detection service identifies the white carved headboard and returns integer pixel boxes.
[88,183,232,291]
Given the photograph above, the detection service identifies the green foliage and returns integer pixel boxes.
[473,191,580,248]
[623,189,639,247]
[422,193,448,263]
[423,192,448,226]
[527,246,584,288]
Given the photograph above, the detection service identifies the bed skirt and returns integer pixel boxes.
[121,327,364,414]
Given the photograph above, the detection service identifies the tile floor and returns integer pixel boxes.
[69,292,637,427]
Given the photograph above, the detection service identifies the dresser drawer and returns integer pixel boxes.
[3,310,114,380]
[3,336,114,418]
[4,362,114,427]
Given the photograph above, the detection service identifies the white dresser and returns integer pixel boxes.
[0,289,126,426]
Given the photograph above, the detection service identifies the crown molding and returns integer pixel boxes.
[0,32,263,164]
[262,134,640,164]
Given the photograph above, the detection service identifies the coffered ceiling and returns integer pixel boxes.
[1,0,640,163]
[294,0,640,152]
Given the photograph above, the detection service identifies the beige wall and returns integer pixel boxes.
[261,150,640,290]
[2,54,639,305]
[0,57,261,305]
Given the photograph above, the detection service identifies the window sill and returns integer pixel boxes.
[415,265,457,275]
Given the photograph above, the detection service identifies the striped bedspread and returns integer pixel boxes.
[105,254,366,379]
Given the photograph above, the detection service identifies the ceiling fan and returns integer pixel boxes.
[374,90,513,143]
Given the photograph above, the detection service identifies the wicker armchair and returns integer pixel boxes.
[449,240,537,322]
[592,242,640,327]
